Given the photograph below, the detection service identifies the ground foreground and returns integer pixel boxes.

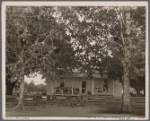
[6,101,145,119]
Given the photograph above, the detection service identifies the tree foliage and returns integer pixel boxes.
[7,6,78,81]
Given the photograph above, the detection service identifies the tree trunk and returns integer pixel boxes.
[14,78,25,111]
[6,81,16,95]
[122,46,132,113]
[119,7,132,113]
[14,50,25,111]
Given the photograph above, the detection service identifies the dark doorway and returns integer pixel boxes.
[82,81,86,94]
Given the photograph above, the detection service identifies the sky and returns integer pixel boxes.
[25,74,46,85]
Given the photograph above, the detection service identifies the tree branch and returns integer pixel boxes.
[115,7,125,46]
[24,56,33,66]
[111,37,123,48]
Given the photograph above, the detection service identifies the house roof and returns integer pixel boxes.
[57,69,107,79]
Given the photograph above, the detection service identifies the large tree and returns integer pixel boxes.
[57,6,145,113]
[6,6,71,110]
[111,7,146,112]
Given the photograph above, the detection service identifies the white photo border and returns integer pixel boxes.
[1,1,149,120]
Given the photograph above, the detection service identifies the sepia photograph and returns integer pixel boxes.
[2,1,149,120]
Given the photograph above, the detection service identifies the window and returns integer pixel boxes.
[82,81,86,93]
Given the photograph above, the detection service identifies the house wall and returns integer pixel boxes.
[94,79,113,95]
[113,80,122,97]
[47,78,83,95]
[46,77,122,96]
[63,78,81,94]
[86,79,93,94]
[61,78,93,94]
[47,79,54,95]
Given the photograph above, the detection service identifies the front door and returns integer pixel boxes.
[82,81,86,94]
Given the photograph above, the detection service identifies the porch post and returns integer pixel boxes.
[72,79,74,95]
[47,77,53,96]
[79,79,82,94]
[52,80,54,94]
[92,79,94,95]
[113,80,114,96]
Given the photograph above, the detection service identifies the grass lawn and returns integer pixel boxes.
[5,101,145,118]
